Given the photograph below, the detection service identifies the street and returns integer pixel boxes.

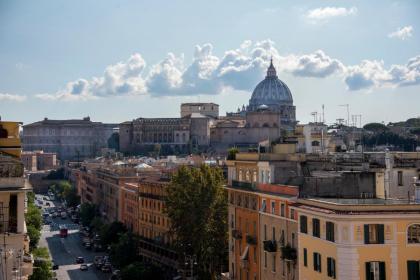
[37,194,109,280]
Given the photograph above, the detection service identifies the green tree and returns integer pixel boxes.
[227,147,239,160]
[80,203,96,226]
[363,122,388,132]
[30,247,52,280]
[27,224,41,250]
[165,165,228,279]
[100,221,127,246]
[110,232,138,268]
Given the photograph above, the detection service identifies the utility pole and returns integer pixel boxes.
[339,104,350,126]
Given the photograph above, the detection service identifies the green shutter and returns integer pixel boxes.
[366,262,371,280]
[407,261,420,280]
[364,224,370,244]
[379,262,386,280]
[378,224,385,244]
[332,258,336,279]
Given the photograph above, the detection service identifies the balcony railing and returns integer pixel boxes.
[245,234,257,245]
[281,245,297,261]
[263,240,277,252]
[231,180,257,191]
[232,229,242,239]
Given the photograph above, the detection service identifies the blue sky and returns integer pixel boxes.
[0,0,419,125]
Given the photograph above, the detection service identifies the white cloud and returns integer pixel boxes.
[30,40,420,100]
[0,93,26,102]
[280,50,345,78]
[344,56,420,90]
[388,26,413,40]
[37,54,147,100]
[306,6,357,22]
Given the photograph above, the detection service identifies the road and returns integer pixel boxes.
[37,194,109,280]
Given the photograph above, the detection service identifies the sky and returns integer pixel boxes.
[0,0,419,126]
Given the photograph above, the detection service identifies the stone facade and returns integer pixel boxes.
[22,117,117,161]
[119,114,211,154]
[180,102,219,118]
[21,151,57,171]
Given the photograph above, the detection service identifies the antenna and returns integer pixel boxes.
[311,112,318,123]
[322,104,325,124]
[339,104,350,126]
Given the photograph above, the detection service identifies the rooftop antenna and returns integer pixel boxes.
[339,104,350,126]
[311,112,318,123]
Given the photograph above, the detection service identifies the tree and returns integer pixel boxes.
[227,147,239,160]
[110,232,138,268]
[363,122,388,132]
[100,221,127,246]
[27,224,41,250]
[30,247,52,280]
[107,132,120,151]
[165,165,228,279]
[80,203,96,226]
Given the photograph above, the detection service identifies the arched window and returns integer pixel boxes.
[408,224,420,243]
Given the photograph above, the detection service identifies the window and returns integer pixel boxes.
[407,224,420,243]
[272,227,276,241]
[313,218,320,238]
[398,171,403,186]
[300,215,308,233]
[313,252,322,272]
[280,203,285,217]
[364,224,385,244]
[365,261,386,280]
[326,222,335,242]
[407,261,420,280]
[264,252,267,268]
[327,257,336,278]
[290,209,295,219]
[272,255,276,272]
[303,248,307,267]
[261,199,267,212]
[264,224,267,240]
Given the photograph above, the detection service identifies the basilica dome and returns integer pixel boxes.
[248,59,293,111]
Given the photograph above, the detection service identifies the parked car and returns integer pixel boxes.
[76,257,85,264]
[52,263,59,270]
[101,264,112,273]
[80,264,88,271]
[84,242,92,250]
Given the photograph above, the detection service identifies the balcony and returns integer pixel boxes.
[245,234,257,245]
[263,240,277,252]
[231,180,257,191]
[281,245,297,261]
[232,229,242,239]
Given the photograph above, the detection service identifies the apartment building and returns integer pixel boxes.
[21,150,58,171]
[0,121,33,279]
[293,197,420,280]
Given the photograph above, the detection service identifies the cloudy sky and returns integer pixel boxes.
[0,0,419,125]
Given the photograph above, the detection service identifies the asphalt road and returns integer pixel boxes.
[37,194,109,280]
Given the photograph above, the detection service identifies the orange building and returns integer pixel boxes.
[135,175,178,271]
[121,182,140,234]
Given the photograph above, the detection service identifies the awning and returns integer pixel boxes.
[240,245,249,261]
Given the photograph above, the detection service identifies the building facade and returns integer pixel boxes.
[293,197,420,280]
[21,151,58,171]
[180,102,219,118]
[22,117,117,161]
[0,121,33,280]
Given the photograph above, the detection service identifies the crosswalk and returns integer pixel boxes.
[42,223,80,232]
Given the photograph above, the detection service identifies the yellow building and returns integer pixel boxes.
[0,121,33,279]
[293,198,420,280]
